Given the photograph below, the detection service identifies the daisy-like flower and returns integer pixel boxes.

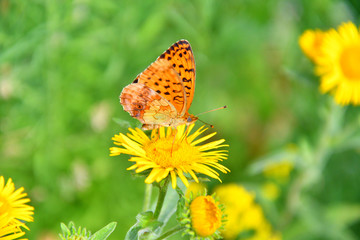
[0,213,26,240]
[110,124,229,189]
[299,29,326,63]
[179,193,225,239]
[214,183,280,240]
[0,176,34,239]
[315,22,360,105]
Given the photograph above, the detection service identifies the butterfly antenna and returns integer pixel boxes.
[196,105,227,116]
[197,118,214,128]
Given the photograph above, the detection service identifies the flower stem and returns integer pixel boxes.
[155,226,185,240]
[143,184,153,212]
[153,177,170,220]
[280,100,344,228]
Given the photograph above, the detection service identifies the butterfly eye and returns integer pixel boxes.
[187,116,192,122]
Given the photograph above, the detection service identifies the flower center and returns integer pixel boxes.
[340,44,360,80]
[190,196,222,237]
[144,136,199,168]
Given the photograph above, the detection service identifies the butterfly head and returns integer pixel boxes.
[186,114,198,124]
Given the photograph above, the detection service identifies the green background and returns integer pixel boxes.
[1,0,360,239]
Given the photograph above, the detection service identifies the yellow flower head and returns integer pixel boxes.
[179,192,225,239]
[190,196,222,237]
[110,124,229,189]
[299,29,326,63]
[261,182,280,200]
[315,22,360,105]
[0,176,34,239]
[263,161,293,181]
[214,183,280,240]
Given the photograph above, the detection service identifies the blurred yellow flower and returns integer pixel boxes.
[299,29,326,63]
[110,124,229,189]
[262,182,280,200]
[314,22,360,105]
[263,161,293,181]
[185,182,207,199]
[190,196,222,238]
[0,176,34,240]
[215,183,280,240]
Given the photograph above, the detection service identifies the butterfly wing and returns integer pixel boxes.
[157,40,196,114]
[134,58,187,115]
[120,39,196,129]
[120,83,177,127]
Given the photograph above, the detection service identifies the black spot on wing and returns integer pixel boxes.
[133,78,139,83]
[173,96,184,102]
[178,40,188,45]
[156,90,161,94]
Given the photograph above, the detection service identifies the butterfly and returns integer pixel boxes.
[120,39,198,130]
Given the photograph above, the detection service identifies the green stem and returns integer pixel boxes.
[155,226,185,240]
[153,177,170,220]
[143,184,153,212]
[280,100,344,228]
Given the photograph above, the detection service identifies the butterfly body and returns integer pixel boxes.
[120,40,197,130]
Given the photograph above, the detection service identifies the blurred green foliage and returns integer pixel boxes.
[1,0,360,239]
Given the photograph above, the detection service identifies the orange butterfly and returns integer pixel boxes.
[120,40,198,130]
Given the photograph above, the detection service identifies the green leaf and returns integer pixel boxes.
[124,212,163,240]
[248,147,298,174]
[158,181,186,226]
[90,222,117,240]
[325,204,360,228]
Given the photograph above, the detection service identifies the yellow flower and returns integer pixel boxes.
[263,161,293,181]
[110,124,229,189]
[0,213,26,240]
[190,196,222,237]
[315,22,360,105]
[261,182,280,200]
[0,176,34,239]
[299,29,326,63]
[214,183,280,240]
[185,182,207,199]
[179,193,224,239]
